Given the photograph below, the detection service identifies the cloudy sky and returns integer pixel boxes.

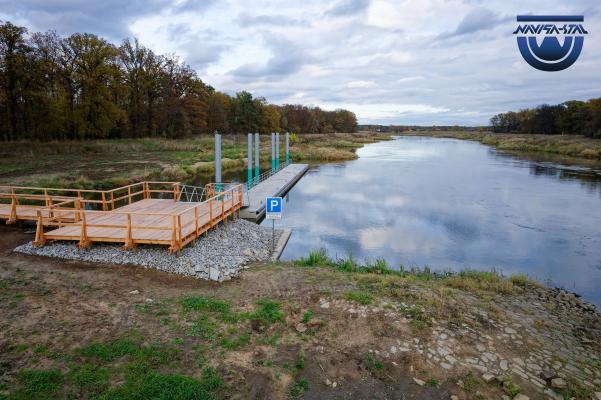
[2,0,600,125]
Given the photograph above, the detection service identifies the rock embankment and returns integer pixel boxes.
[15,219,281,281]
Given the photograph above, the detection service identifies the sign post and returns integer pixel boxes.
[266,197,282,253]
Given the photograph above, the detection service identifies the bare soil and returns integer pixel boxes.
[1,224,600,399]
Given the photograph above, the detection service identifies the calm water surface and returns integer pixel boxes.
[262,136,601,306]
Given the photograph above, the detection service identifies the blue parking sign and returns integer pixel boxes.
[266,197,282,219]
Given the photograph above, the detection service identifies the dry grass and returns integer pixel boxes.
[402,131,601,161]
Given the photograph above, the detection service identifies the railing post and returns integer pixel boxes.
[8,193,17,223]
[33,210,46,247]
[124,213,133,250]
[230,187,234,218]
[78,211,90,248]
[194,207,199,238]
[101,192,107,211]
[178,215,183,247]
[222,194,226,226]
[75,198,81,222]
[44,189,49,207]
[170,215,177,253]
[128,186,132,205]
[209,198,214,227]
[174,183,180,202]
[110,191,115,210]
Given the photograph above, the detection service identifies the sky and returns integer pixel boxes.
[1,0,600,126]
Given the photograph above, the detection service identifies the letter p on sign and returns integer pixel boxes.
[266,197,282,219]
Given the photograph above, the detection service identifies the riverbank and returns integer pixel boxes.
[1,226,599,400]
[398,131,601,165]
[0,132,390,188]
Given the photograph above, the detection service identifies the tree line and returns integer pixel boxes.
[490,98,601,138]
[0,21,357,141]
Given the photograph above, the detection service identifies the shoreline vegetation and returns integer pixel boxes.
[0,132,391,188]
[396,131,601,164]
[1,241,599,399]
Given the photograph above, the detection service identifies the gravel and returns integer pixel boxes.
[14,219,282,282]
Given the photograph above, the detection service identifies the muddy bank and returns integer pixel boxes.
[0,225,600,399]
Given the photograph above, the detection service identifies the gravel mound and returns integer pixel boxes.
[15,219,281,281]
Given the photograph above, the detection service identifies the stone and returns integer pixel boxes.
[482,373,496,383]
[544,389,562,400]
[145,298,154,303]
[295,323,307,333]
[320,301,330,309]
[500,360,508,370]
[593,392,601,400]
[551,377,567,389]
[450,396,458,400]
[540,369,556,381]
[440,363,452,370]
[307,317,323,328]
[129,290,139,295]
[505,327,517,334]
[413,378,425,386]
[513,395,529,400]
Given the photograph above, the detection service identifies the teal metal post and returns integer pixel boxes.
[254,132,259,181]
[285,132,289,165]
[247,133,253,189]
[275,132,280,170]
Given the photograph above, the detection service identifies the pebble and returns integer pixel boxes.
[295,323,307,333]
[551,377,567,389]
[513,395,529,400]
[413,378,425,386]
[129,290,139,295]
[15,219,280,282]
[482,373,495,383]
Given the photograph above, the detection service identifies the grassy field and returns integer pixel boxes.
[0,133,390,189]
[399,131,601,163]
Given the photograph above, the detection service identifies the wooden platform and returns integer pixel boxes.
[41,197,240,251]
[0,181,243,252]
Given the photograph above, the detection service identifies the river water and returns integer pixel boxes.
[262,136,601,306]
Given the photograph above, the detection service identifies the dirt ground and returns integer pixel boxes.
[1,223,600,399]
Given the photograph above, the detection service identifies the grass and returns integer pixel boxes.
[250,299,284,325]
[344,290,374,305]
[0,132,391,187]
[293,249,540,298]
[364,353,384,372]
[301,311,313,324]
[7,369,64,400]
[401,131,601,161]
[2,334,221,400]
[287,378,309,398]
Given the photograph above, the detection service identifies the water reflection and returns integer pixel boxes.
[265,137,601,306]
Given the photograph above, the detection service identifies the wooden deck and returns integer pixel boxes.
[1,181,243,252]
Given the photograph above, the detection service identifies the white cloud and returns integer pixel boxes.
[3,0,600,125]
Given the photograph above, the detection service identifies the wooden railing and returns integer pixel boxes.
[0,192,80,223]
[32,183,244,253]
[0,181,180,217]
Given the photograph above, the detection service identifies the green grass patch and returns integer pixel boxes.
[8,369,64,400]
[364,353,383,372]
[287,378,309,398]
[344,291,374,305]
[250,299,284,325]
[98,369,222,400]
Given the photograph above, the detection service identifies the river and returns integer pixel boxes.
[261,136,601,306]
